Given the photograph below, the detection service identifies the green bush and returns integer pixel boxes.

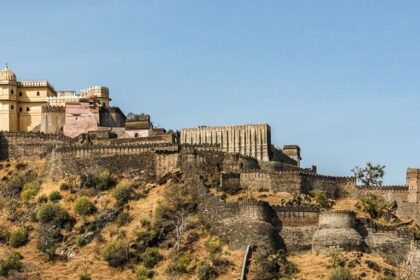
[37,202,75,229]
[358,194,384,219]
[141,247,163,268]
[113,185,134,205]
[309,190,330,208]
[101,240,128,267]
[196,262,217,280]
[37,224,63,260]
[21,180,41,201]
[37,194,48,204]
[168,254,191,274]
[60,182,71,191]
[48,191,62,202]
[329,267,355,280]
[205,239,222,255]
[1,175,24,197]
[136,265,154,280]
[116,212,131,226]
[9,227,29,248]
[80,170,116,191]
[0,226,9,243]
[0,251,23,276]
[80,273,91,280]
[136,229,159,251]
[74,196,96,216]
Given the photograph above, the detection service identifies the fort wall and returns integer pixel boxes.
[40,105,65,134]
[0,132,69,160]
[181,124,272,161]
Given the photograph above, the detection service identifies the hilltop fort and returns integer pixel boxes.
[0,65,419,279]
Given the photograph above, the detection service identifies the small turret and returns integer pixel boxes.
[407,168,420,203]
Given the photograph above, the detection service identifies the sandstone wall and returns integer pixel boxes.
[0,132,69,160]
[47,143,179,180]
[40,106,65,134]
[181,124,272,161]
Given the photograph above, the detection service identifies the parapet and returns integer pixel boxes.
[42,105,65,113]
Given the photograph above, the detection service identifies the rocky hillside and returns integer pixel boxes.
[0,159,415,280]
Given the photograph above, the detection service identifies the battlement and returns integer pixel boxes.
[299,171,355,181]
[54,143,179,156]
[0,131,69,141]
[42,105,65,113]
[357,185,409,191]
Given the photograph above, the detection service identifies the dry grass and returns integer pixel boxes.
[288,251,396,280]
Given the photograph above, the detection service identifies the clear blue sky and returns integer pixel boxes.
[2,1,420,184]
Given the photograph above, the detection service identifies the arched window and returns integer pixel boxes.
[134,133,139,138]
[10,90,14,94]
[19,92,22,96]
[26,107,30,112]
[19,107,22,112]
[10,105,14,110]
[36,91,40,96]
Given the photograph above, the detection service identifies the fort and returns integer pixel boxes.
[1,65,419,277]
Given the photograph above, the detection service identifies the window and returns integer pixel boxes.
[10,105,14,110]
[26,107,30,112]
[19,92,22,96]
[19,107,22,112]
[36,91,40,96]
[134,133,139,138]
[10,90,14,94]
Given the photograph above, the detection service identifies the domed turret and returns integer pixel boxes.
[0,63,17,82]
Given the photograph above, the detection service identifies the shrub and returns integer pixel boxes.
[116,212,131,226]
[37,194,48,204]
[309,190,330,208]
[329,267,355,280]
[113,185,134,205]
[0,251,23,276]
[9,227,29,248]
[101,240,128,267]
[141,247,163,268]
[15,162,27,170]
[0,226,9,243]
[136,265,154,280]
[21,180,41,201]
[1,175,24,197]
[80,170,116,191]
[60,182,71,191]
[74,196,96,216]
[37,202,75,229]
[358,194,384,219]
[48,191,62,202]
[37,224,63,260]
[136,229,159,251]
[80,273,91,280]
[205,239,222,255]
[168,254,191,274]
[196,262,217,280]
[253,250,279,280]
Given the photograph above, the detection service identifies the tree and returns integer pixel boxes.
[352,163,385,187]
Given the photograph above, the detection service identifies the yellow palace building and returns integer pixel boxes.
[0,64,110,132]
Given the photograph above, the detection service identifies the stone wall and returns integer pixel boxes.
[0,132,70,160]
[47,145,179,181]
[40,105,65,134]
[312,211,364,253]
[181,124,272,161]
[182,168,284,251]
[99,106,126,127]
[301,172,356,198]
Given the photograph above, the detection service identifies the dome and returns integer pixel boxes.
[0,63,17,81]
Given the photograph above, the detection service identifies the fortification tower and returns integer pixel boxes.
[80,86,110,107]
[0,64,18,131]
[407,168,420,203]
